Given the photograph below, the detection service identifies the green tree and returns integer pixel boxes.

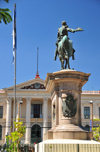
[92,119,100,141]
[0,0,12,24]
[93,125,100,141]
[6,121,26,152]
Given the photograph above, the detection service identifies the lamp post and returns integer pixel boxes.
[90,100,93,139]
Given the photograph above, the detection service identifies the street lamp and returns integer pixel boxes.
[89,100,93,139]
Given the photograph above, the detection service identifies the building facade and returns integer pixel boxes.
[0,77,100,145]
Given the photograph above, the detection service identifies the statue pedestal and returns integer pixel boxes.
[44,69,91,140]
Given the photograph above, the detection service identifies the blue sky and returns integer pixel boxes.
[0,0,100,90]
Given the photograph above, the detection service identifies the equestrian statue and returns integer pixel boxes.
[54,21,83,69]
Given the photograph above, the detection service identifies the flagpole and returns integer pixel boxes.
[13,48,16,131]
[14,41,16,124]
[13,3,17,131]
[35,47,40,79]
[37,47,39,74]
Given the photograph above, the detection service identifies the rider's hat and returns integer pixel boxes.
[62,21,67,26]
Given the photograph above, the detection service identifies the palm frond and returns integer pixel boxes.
[0,8,12,24]
[4,0,9,3]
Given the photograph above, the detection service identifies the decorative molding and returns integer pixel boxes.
[5,93,51,99]
[16,97,22,102]
[21,83,45,90]
[6,97,12,103]
[43,97,48,101]
[26,97,31,103]
[82,91,100,94]
[5,78,45,90]
[31,122,42,128]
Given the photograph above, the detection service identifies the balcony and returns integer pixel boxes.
[31,118,43,123]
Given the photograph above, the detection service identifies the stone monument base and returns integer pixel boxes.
[45,70,91,141]
[43,124,91,140]
[35,139,100,152]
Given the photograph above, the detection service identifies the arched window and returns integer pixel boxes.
[31,124,41,144]
[0,125,2,140]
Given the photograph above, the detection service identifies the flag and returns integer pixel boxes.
[12,4,16,63]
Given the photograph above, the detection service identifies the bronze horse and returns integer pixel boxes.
[56,35,75,69]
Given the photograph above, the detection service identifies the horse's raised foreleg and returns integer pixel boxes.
[54,48,58,60]
[60,59,64,70]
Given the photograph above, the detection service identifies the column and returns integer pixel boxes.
[16,98,20,121]
[25,98,31,144]
[16,98,22,121]
[5,98,12,135]
[43,97,48,135]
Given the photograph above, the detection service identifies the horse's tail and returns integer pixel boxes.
[72,49,75,60]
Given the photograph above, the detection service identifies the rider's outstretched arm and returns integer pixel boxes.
[67,28,75,33]
[67,27,83,33]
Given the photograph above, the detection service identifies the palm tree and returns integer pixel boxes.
[0,0,12,24]
[4,0,9,2]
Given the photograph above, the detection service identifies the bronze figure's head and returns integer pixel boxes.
[62,21,67,26]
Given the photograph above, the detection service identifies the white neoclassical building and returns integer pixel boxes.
[0,75,100,145]
[81,91,100,128]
